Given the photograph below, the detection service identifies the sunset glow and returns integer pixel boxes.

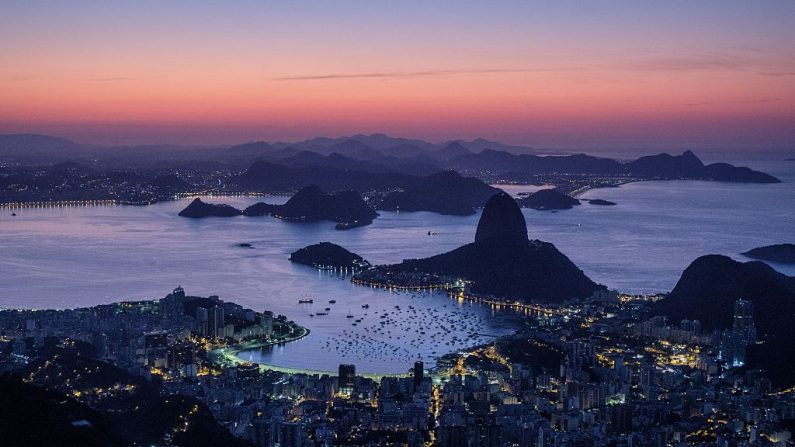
[2,1,794,149]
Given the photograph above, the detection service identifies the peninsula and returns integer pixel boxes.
[290,242,371,271]
[178,197,241,218]
[354,192,601,302]
[742,244,795,264]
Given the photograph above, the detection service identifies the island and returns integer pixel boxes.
[243,185,378,229]
[354,192,602,302]
[587,199,616,206]
[178,197,242,218]
[289,242,371,271]
[516,189,581,210]
[742,243,795,264]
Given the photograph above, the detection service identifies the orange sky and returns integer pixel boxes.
[1,1,794,149]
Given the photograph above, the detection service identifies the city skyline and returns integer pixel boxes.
[2,1,795,150]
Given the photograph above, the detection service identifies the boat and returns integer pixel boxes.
[298,298,314,304]
[315,312,328,316]
[329,300,337,304]
[325,307,331,311]
[361,304,369,309]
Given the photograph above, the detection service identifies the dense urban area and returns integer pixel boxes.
[2,284,793,447]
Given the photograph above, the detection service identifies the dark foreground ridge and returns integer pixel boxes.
[742,243,795,264]
[290,242,371,270]
[243,185,378,229]
[358,192,600,302]
[653,254,795,385]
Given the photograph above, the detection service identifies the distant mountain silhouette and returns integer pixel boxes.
[279,150,393,173]
[450,149,622,174]
[435,141,472,160]
[742,244,795,264]
[178,198,241,218]
[0,133,779,184]
[625,150,704,177]
[451,149,779,182]
[326,139,385,160]
[448,138,537,155]
[243,185,378,229]
[0,134,85,162]
[378,192,600,302]
[517,189,581,210]
[290,242,371,269]
[227,140,276,154]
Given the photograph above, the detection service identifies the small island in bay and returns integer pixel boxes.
[587,199,616,206]
[244,185,378,229]
[517,189,581,210]
[742,243,795,264]
[178,197,242,218]
[289,242,371,270]
[177,185,378,229]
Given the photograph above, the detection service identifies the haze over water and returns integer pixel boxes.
[0,157,792,373]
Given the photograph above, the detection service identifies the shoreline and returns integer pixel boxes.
[212,326,413,380]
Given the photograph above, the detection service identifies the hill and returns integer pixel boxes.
[243,185,378,229]
[290,242,371,270]
[178,198,242,218]
[363,192,600,302]
[652,255,795,386]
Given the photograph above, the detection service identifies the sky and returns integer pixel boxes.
[1,0,794,151]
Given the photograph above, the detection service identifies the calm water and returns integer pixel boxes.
[1,158,793,373]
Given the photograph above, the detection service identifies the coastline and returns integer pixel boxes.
[212,326,413,380]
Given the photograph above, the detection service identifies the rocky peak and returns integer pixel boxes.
[474,192,528,244]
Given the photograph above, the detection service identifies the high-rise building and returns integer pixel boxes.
[413,360,424,390]
[339,363,356,393]
[208,305,224,338]
[277,422,301,447]
[733,299,756,343]
[260,310,273,336]
[195,307,208,336]
[720,299,758,367]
